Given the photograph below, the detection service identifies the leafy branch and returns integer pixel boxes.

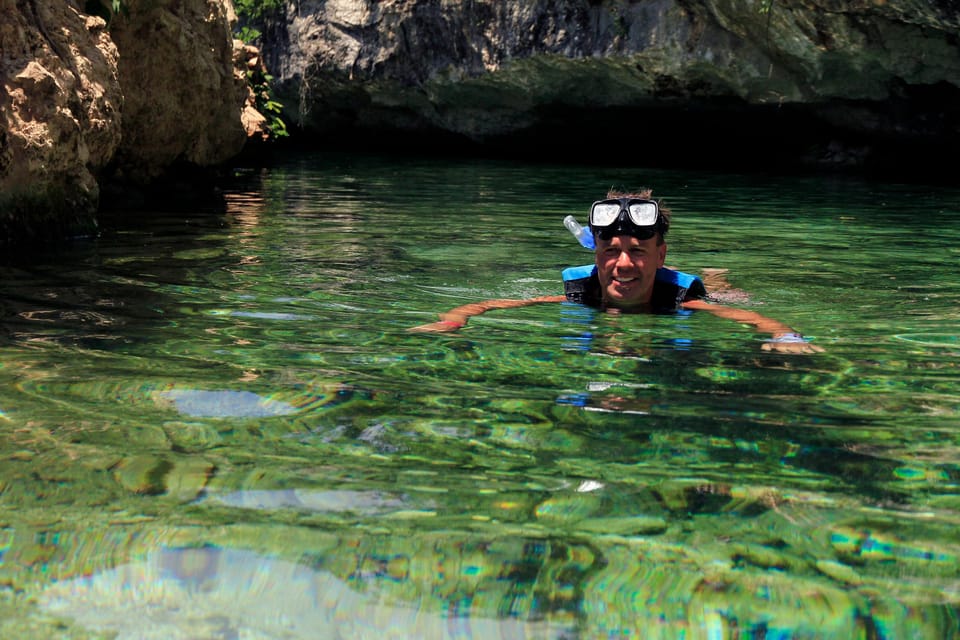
[250,71,289,139]
[234,0,289,140]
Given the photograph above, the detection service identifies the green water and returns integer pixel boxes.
[1,153,959,638]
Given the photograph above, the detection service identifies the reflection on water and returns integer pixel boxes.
[158,389,300,417]
[1,153,960,637]
[39,546,572,639]
[205,488,414,514]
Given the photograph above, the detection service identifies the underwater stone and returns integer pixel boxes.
[112,455,173,495]
[815,559,864,586]
[534,493,603,525]
[163,458,215,503]
[162,421,225,453]
[575,516,668,536]
[112,454,213,501]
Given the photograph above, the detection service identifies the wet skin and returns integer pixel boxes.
[594,234,667,310]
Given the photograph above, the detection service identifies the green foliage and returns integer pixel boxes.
[234,1,289,141]
[249,71,289,140]
[234,0,285,23]
[237,26,262,44]
[233,0,285,45]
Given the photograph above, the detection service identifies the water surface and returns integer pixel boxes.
[1,153,959,638]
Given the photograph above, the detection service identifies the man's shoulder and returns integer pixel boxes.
[562,264,601,306]
[653,268,707,310]
[562,264,596,282]
[656,267,705,296]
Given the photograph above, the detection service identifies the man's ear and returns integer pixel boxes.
[658,243,667,267]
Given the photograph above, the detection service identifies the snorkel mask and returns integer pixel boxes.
[589,198,663,241]
[563,197,665,250]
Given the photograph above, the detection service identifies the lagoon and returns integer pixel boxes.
[1,152,959,638]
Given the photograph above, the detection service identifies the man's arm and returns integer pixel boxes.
[681,299,824,354]
[409,295,567,333]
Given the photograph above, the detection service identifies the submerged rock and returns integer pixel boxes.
[112,454,213,501]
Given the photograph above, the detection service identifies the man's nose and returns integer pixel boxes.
[615,251,633,268]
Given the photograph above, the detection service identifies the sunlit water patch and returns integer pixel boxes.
[37,546,574,640]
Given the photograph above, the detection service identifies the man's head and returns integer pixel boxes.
[591,189,670,309]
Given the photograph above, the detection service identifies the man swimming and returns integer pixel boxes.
[411,189,823,355]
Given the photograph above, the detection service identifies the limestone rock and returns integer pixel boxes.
[0,0,121,239]
[106,0,251,182]
[1,0,267,245]
[266,0,960,167]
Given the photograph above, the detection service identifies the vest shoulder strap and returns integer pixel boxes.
[562,264,595,282]
[656,267,703,290]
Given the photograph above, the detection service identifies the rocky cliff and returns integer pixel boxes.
[3,0,958,246]
[266,0,960,171]
[106,0,253,184]
[0,0,262,246]
[0,0,121,242]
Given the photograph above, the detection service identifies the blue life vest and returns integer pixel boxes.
[562,265,706,311]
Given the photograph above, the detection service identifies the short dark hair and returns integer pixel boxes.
[605,188,671,243]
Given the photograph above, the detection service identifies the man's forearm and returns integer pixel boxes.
[412,295,565,333]
[682,299,796,336]
[681,299,823,354]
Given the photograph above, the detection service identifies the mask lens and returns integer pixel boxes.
[627,201,658,226]
[590,202,622,226]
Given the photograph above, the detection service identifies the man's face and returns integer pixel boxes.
[594,234,667,309]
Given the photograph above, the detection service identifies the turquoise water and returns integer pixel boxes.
[1,153,959,638]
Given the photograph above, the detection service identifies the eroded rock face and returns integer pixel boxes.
[267,0,960,166]
[1,0,265,245]
[106,0,252,183]
[0,0,121,240]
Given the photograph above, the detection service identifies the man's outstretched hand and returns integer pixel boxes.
[762,335,825,354]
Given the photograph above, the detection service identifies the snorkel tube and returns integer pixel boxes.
[563,215,595,250]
